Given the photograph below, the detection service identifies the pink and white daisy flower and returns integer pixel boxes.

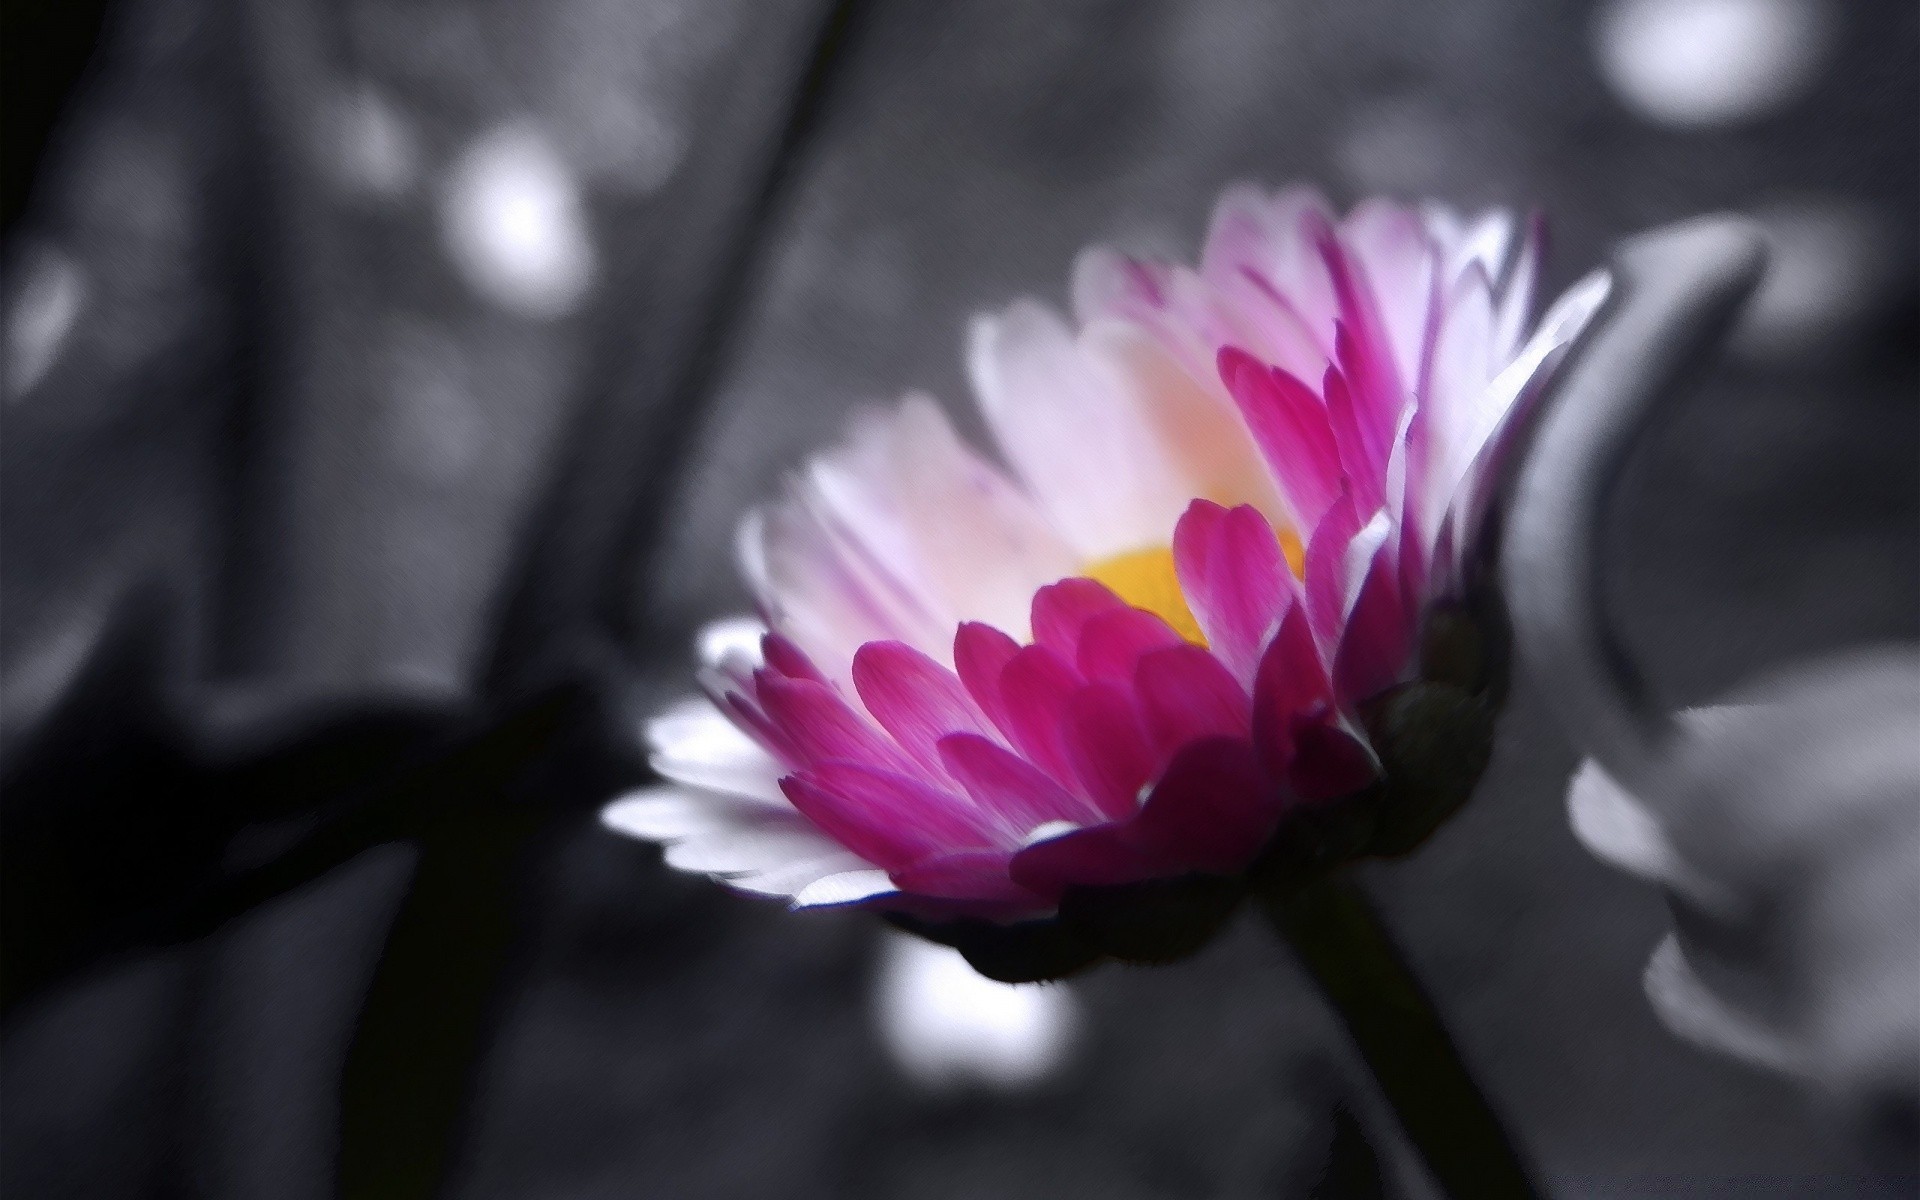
[605,185,1608,972]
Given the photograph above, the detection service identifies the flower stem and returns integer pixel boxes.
[1258,873,1544,1200]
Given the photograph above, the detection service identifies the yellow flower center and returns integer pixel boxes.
[1083,529,1306,649]
[1085,546,1208,645]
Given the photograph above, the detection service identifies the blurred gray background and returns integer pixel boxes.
[2,1,1915,1197]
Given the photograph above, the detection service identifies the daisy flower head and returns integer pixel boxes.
[606,184,1609,980]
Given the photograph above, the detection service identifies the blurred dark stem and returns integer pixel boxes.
[1,0,110,232]
[481,0,872,697]
[1312,1105,1387,1200]
[1260,874,1543,1200]
[336,806,546,1200]
[334,3,872,1197]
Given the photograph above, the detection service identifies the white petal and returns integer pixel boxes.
[645,697,788,804]
[1491,218,1542,361]
[1022,819,1082,846]
[1341,200,1439,393]
[602,786,884,902]
[1644,936,1805,1076]
[661,817,845,875]
[865,395,1079,644]
[734,507,773,600]
[1443,209,1517,289]
[729,849,880,898]
[1418,267,1499,549]
[1417,200,1468,251]
[1477,268,1614,448]
[792,869,897,908]
[743,488,935,679]
[1446,268,1613,567]
[603,787,740,840]
[743,394,1079,668]
[1564,755,1740,916]
[969,301,1192,560]
[1084,323,1290,527]
[1201,184,1339,340]
[1381,399,1419,541]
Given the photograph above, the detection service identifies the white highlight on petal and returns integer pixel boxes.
[1644,935,1805,1074]
[792,869,896,908]
[440,122,595,318]
[5,245,85,401]
[1022,819,1081,846]
[874,930,1079,1091]
[1341,510,1392,621]
[1594,0,1834,128]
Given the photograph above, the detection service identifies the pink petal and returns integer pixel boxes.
[1131,737,1275,873]
[1288,722,1380,803]
[1030,577,1128,661]
[890,849,1041,906]
[755,674,922,779]
[937,731,1098,832]
[1302,491,1363,650]
[1221,265,1331,385]
[1313,214,1409,447]
[1173,501,1293,687]
[1331,545,1413,709]
[1324,345,1389,514]
[1009,821,1171,894]
[954,621,1021,734]
[761,633,829,684]
[1060,683,1158,819]
[704,671,799,768]
[782,763,993,869]
[1133,644,1250,758]
[1217,349,1344,534]
[1251,606,1333,779]
[852,640,995,775]
[993,644,1085,787]
[1075,608,1187,685]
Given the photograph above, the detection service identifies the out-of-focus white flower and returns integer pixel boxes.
[873,930,1079,1091]
[1570,648,1920,1158]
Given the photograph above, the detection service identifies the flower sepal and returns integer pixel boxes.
[883,910,1103,985]
[886,872,1245,984]
[1354,678,1497,858]
[1417,590,1512,703]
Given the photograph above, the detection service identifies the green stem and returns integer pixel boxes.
[1259,873,1544,1200]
